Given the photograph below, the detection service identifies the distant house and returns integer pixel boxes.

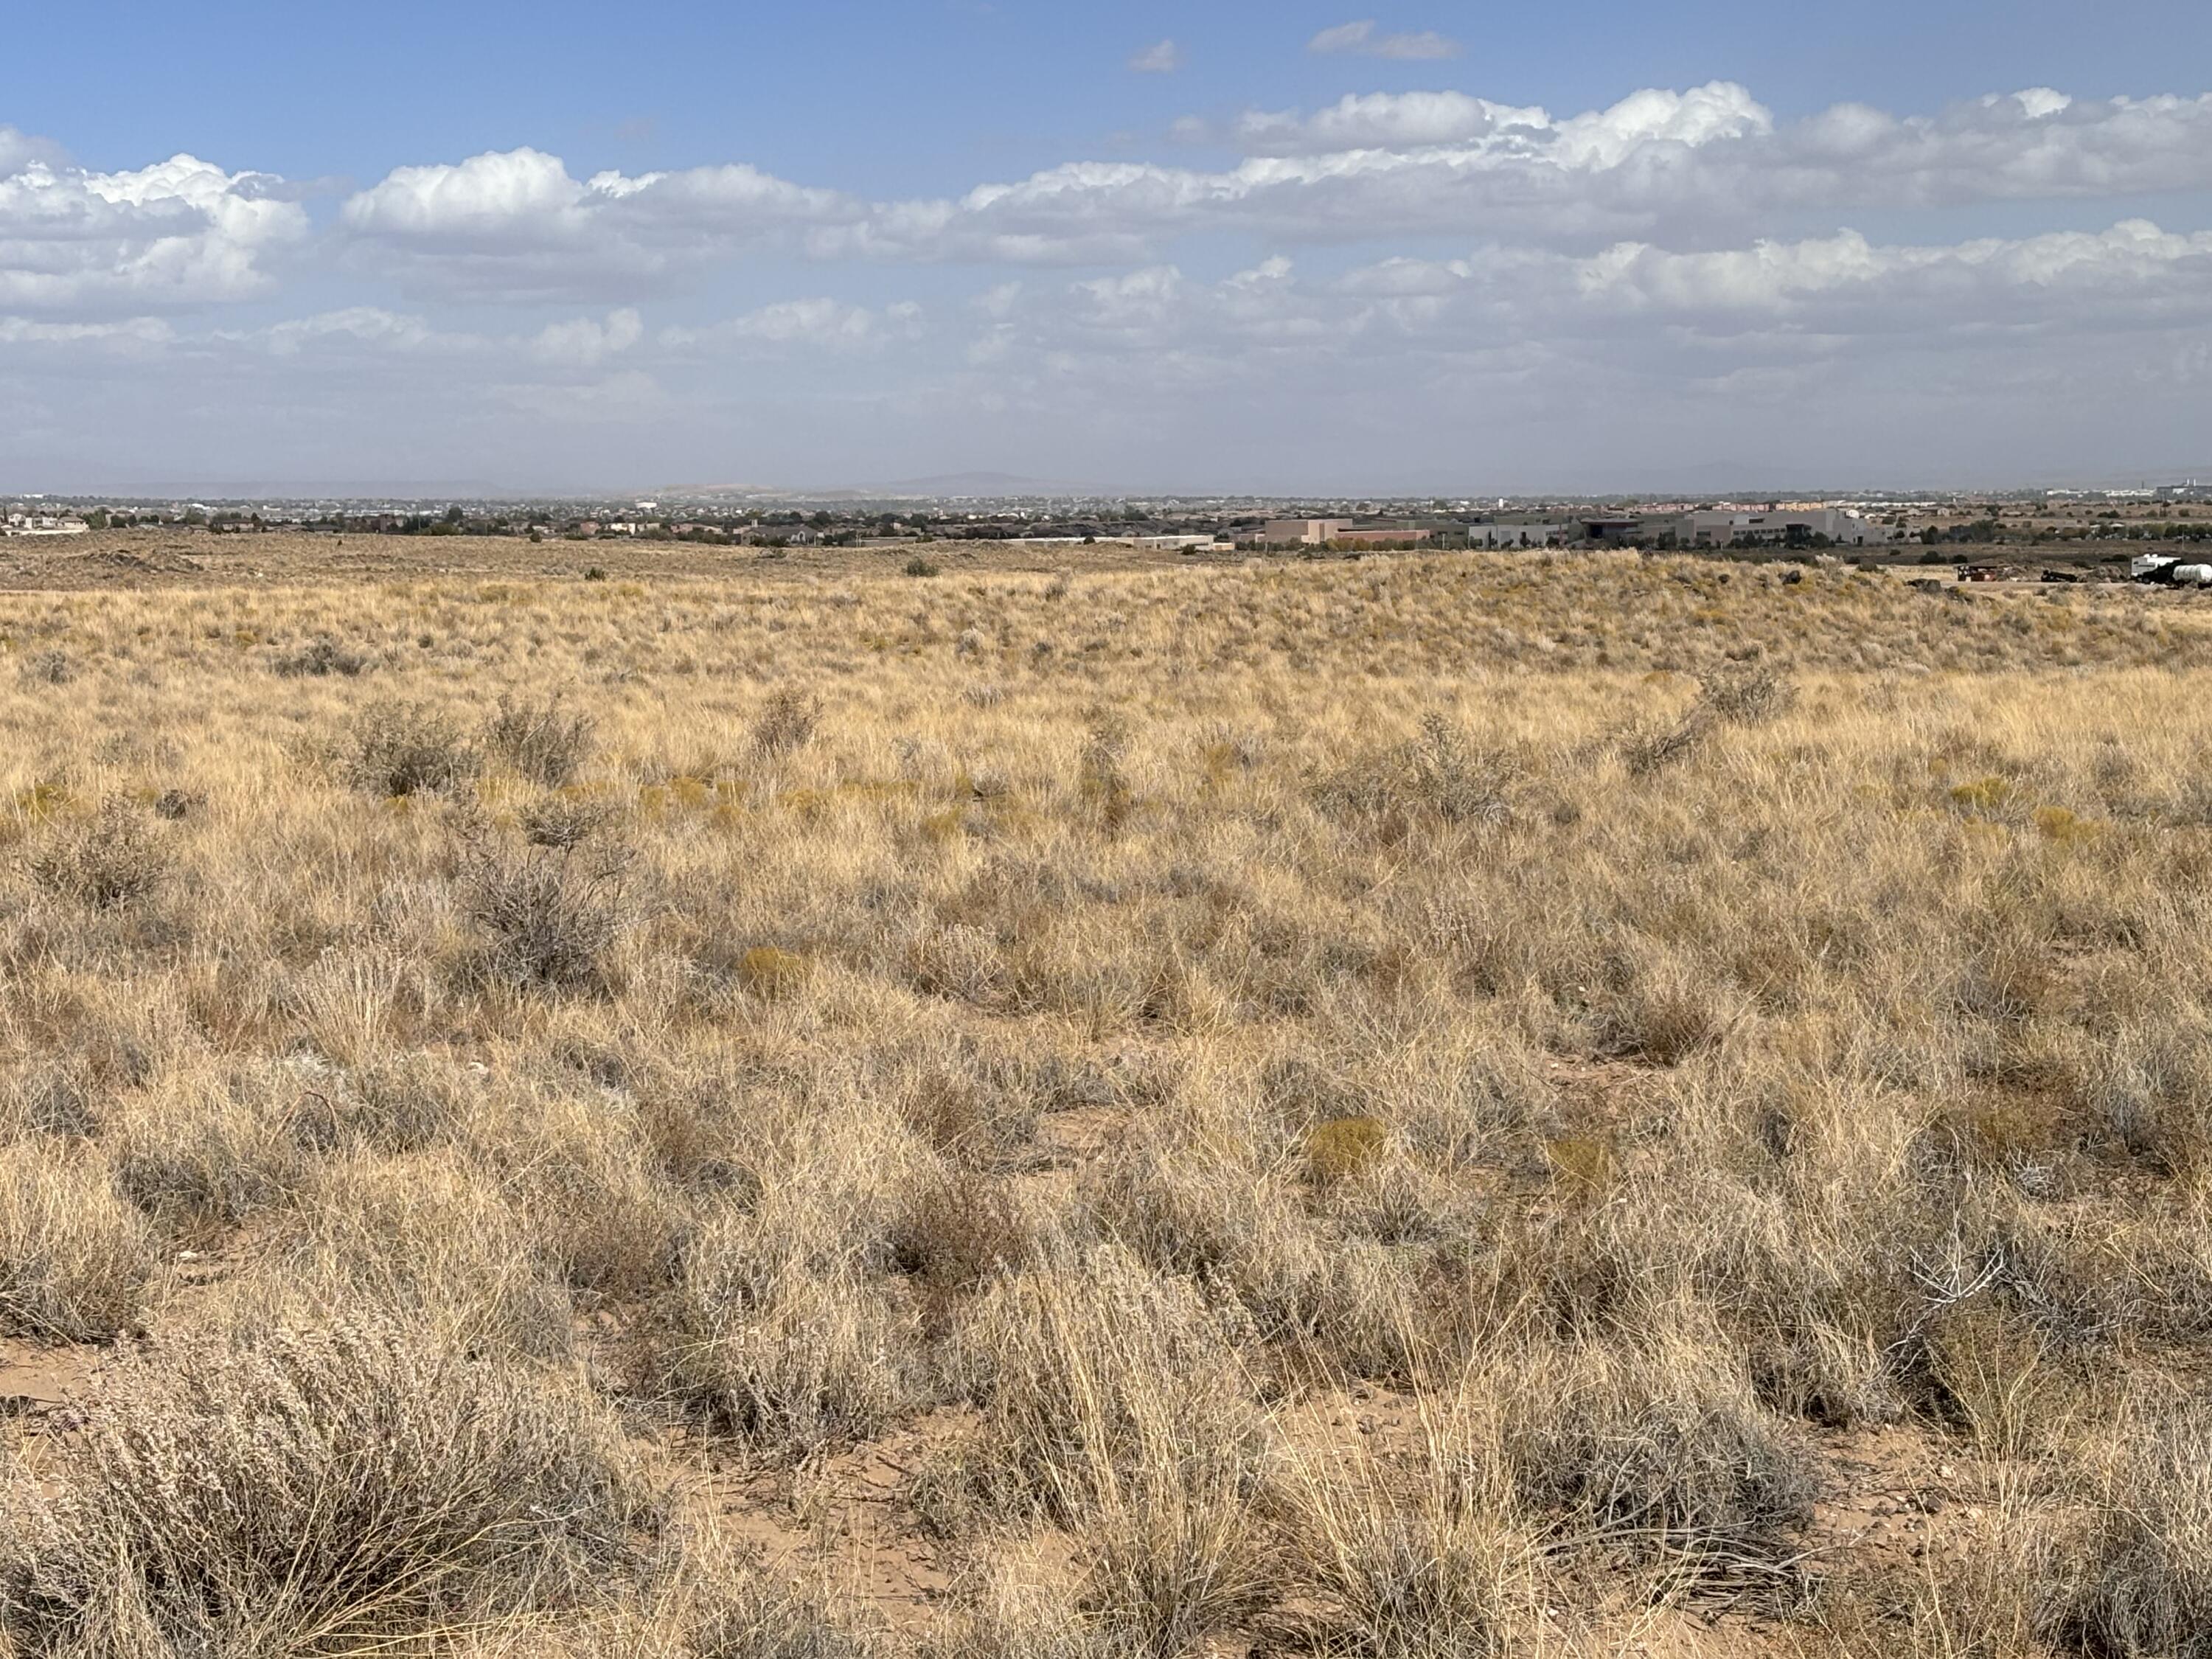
[1,512,90,538]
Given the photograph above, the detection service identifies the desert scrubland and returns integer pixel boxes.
[2,549,2212,1655]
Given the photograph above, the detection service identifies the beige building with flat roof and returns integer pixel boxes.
[1260,518,1353,545]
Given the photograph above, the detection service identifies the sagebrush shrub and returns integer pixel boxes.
[27,799,168,908]
[344,698,480,797]
[1695,663,1798,726]
[484,692,596,787]
[272,635,371,678]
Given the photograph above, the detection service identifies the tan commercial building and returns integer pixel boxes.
[1260,518,1353,545]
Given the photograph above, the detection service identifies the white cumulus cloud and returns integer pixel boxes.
[0,146,307,315]
[1129,39,1183,74]
[340,147,857,299]
[318,85,2212,288]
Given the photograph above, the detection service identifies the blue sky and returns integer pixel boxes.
[6,1,2212,493]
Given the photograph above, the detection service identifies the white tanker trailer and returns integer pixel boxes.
[2132,554,2212,585]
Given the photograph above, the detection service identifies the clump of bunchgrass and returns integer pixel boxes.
[0,1144,156,1341]
[0,1312,660,1652]
[751,685,821,759]
[1077,714,1135,830]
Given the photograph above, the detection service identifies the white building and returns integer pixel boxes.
[1,512,90,538]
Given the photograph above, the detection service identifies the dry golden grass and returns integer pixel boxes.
[0,549,2209,1654]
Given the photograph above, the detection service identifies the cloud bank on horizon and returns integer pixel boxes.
[4,43,2212,492]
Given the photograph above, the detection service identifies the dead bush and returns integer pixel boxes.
[0,1314,659,1652]
[1501,1329,1818,1570]
[1695,664,1798,726]
[344,698,481,797]
[27,799,168,908]
[1618,713,1709,778]
[460,830,633,992]
[484,693,597,787]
